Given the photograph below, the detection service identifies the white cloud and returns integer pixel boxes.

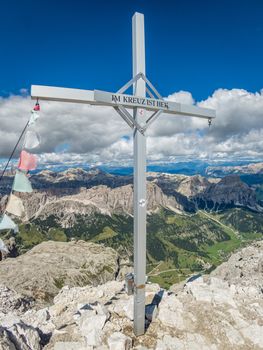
[166,90,195,105]
[0,88,263,167]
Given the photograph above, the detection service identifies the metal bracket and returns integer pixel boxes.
[143,110,163,132]
[117,72,163,101]
[115,73,165,133]
[140,73,163,100]
[114,106,145,135]
[115,106,163,134]
[117,73,142,94]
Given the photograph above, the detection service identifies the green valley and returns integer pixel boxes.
[1,207,261,288]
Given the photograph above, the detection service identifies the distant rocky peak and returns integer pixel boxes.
[88,167,107,175]
[206,161,263,176]
[217,174,243,185]
[62,167,88,175]
[195,174,262,212]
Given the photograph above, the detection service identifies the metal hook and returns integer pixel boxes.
[33,98,40,111]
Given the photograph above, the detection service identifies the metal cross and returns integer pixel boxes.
[31,12,216,336]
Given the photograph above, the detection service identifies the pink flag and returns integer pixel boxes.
[18,150,37,171]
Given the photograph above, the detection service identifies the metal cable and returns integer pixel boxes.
[0,121,29,184]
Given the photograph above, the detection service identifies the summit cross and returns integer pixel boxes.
[31,12,216,336]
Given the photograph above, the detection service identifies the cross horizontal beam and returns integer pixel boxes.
[31,85,215,120]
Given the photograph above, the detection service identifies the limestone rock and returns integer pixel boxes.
[53,280,123,306]
[0,285,34,315]
[77,306,107,346]
[108,332,132,350]
[211,240,263,295]
[0,241,119,302]
[157,294,186,330]
[0,327,16,350]
[0,322,41,350]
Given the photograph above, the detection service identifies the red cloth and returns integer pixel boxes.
[18,150,37,171]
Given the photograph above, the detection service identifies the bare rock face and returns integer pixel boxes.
[6,170,262,225]
[211,240,263,293]
[150,173,211,212]
[0,241,119,302]
[194,175,261,211]
[21,183,183,225]
[152,173,211,198]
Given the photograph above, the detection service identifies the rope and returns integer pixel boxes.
[0,100,40,184]
[0,121,29,184]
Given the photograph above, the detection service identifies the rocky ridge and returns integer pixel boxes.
[22,182,182,224]
[2,170,260,226]
[1,169,262,223]
[206,162,263,177]
[0,241,262,349]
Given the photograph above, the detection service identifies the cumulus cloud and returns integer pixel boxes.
[0,87,263,167]
[166,90,195,105]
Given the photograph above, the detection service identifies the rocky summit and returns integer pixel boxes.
[0,241,119,302]
[0,241,262,349]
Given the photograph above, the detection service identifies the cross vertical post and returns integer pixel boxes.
[30,11,216,338]
[132,12,147,336]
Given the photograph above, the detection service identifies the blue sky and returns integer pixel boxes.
[0,0,263,166]
[1,0,263,100]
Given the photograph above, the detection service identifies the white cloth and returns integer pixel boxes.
[28,110,40,126]
[0,238,9,253]
[6,194,25,217]
[12,171,33,193]
[24,130,40,150]
[0,214,18,233]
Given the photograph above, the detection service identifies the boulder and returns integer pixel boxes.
[107,332,132,350]
[0,327,16,350]
[0,322,41,350]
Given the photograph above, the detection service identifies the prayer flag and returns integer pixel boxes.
[12,171,33,193]
[0,238,9,253]
[0,214,19,233]
[18,150,37,171]
[28,110,40,126]
[6,193,25,217]
[24,130,40,150]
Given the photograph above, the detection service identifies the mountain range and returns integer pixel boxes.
[206,161,263,177]
[0,166,262,287]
